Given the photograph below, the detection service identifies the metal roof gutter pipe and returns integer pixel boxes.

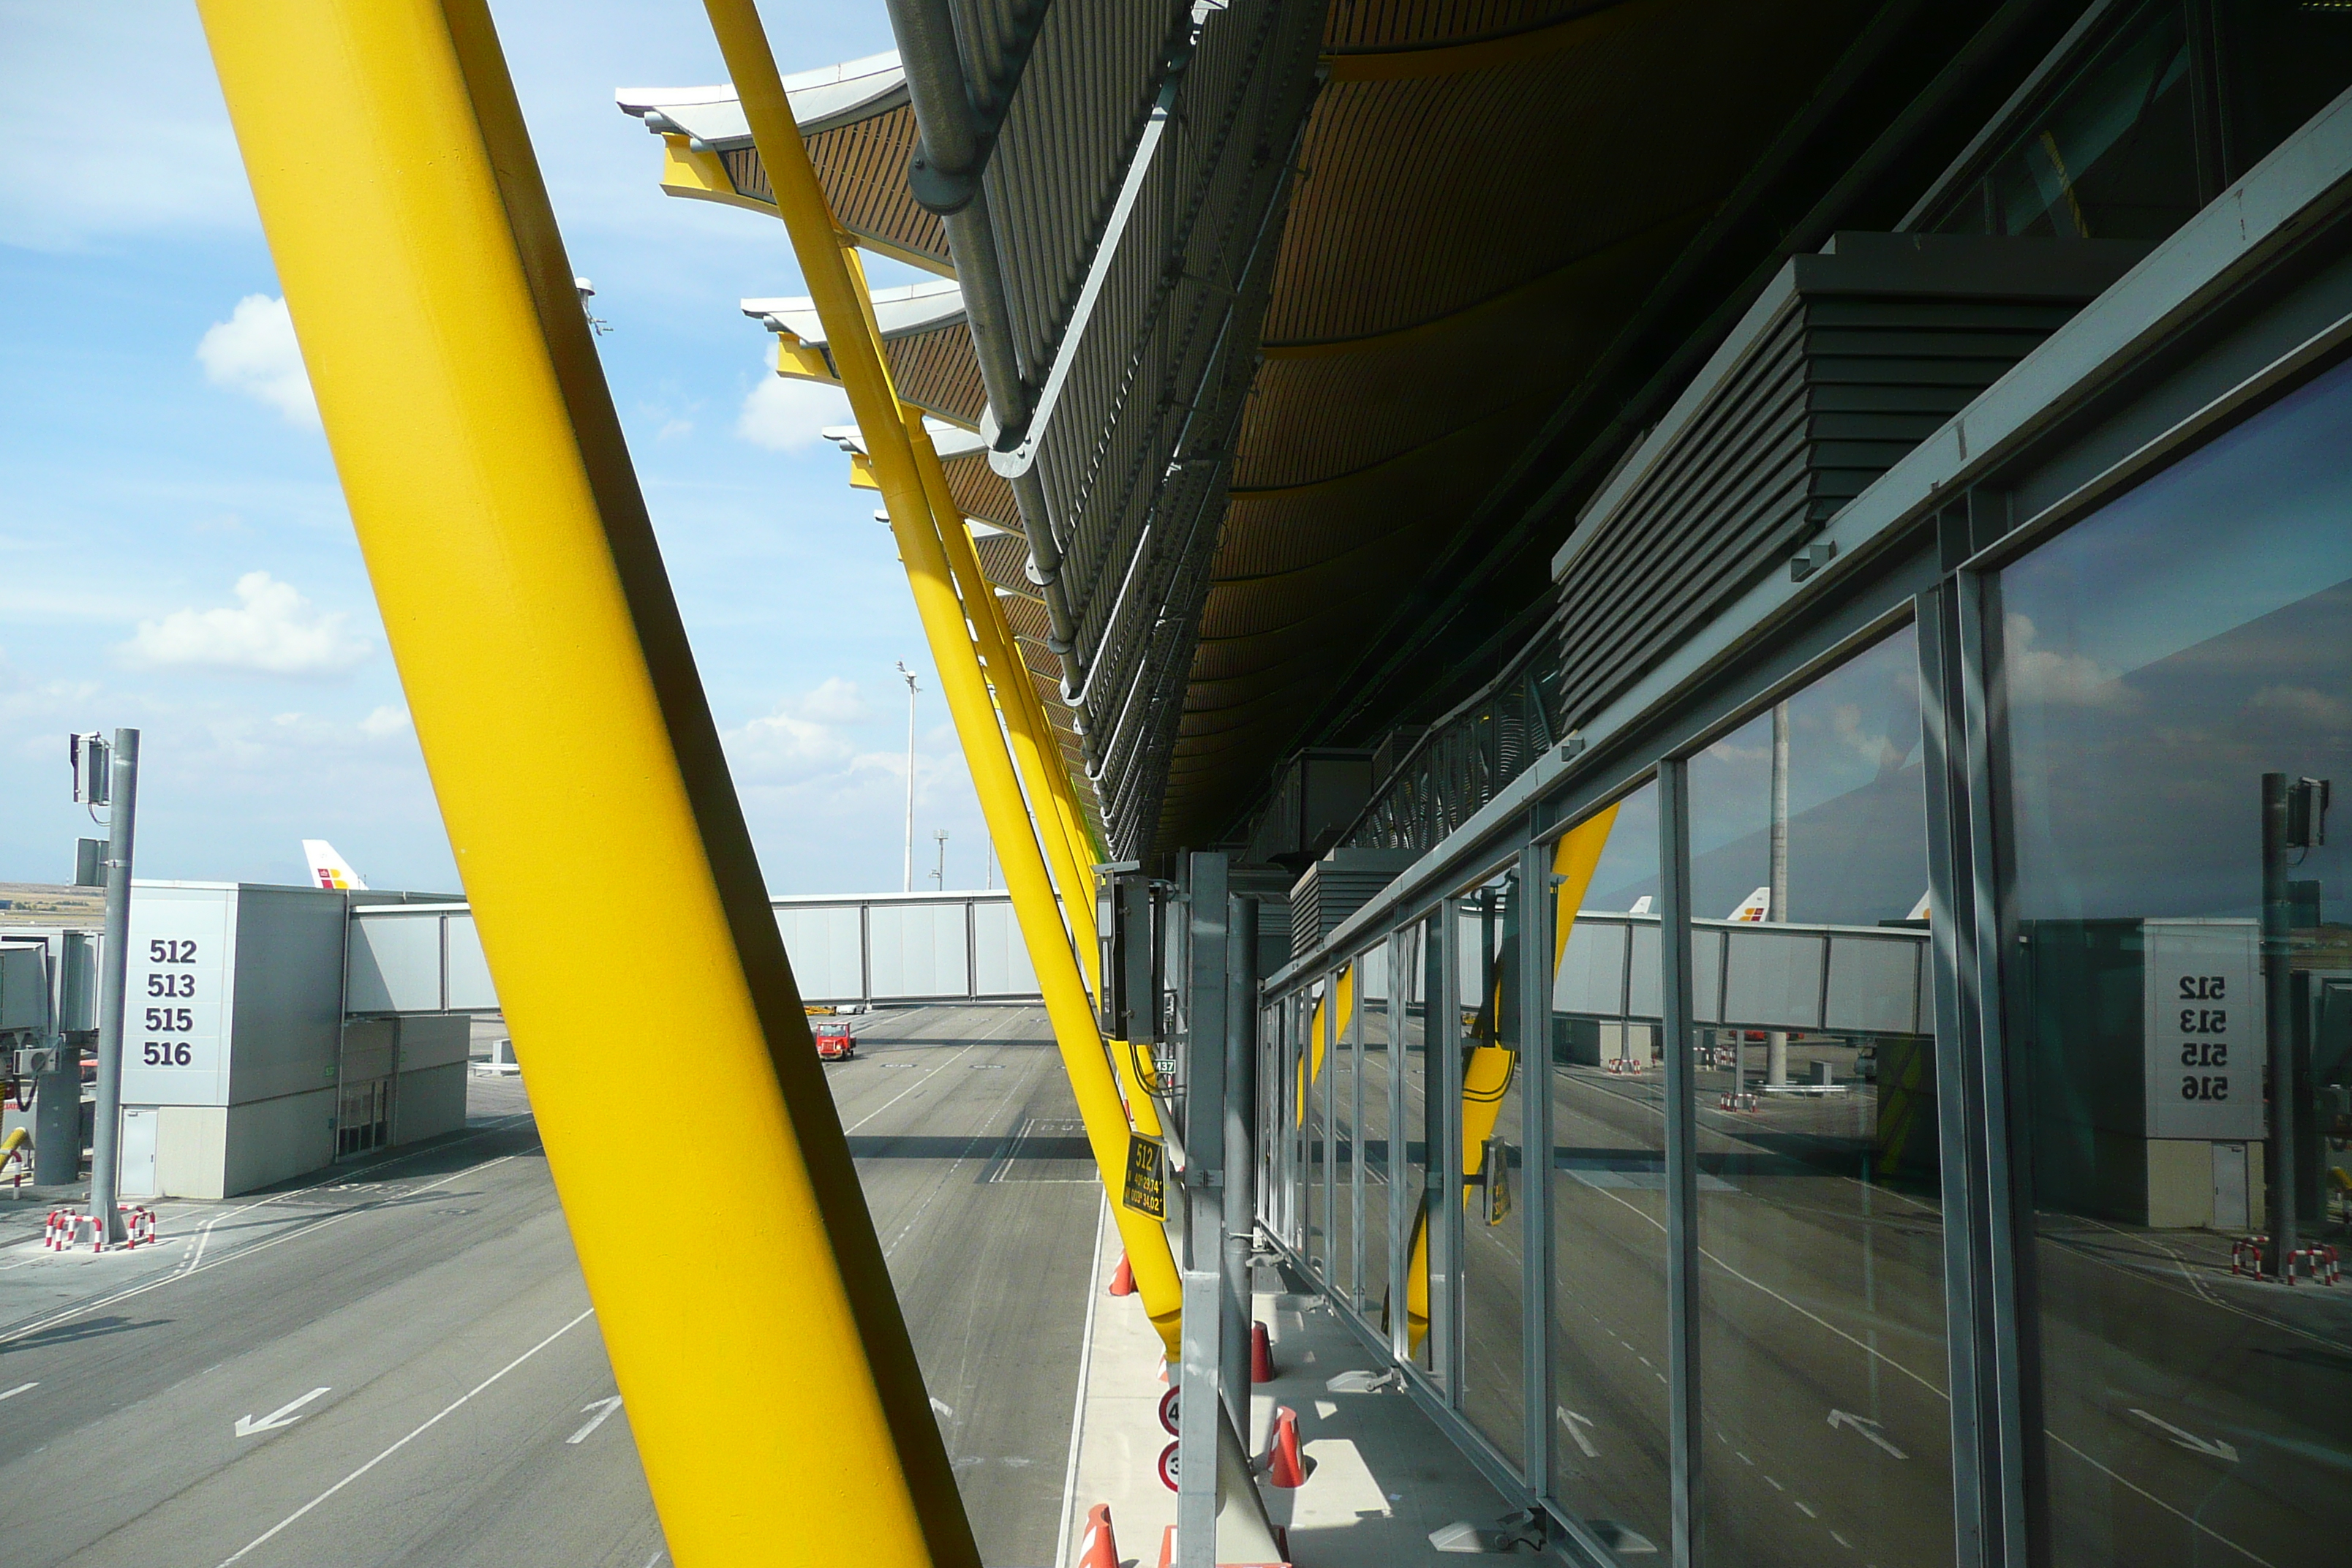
[881,0,1081,666]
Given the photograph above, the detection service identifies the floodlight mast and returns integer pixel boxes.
[898,662,919,893]
[78,728,139,1245]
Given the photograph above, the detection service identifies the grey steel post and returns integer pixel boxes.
[1222,893,1259,1436]
[36,933,97,1186]
[89,728,140,1244]
[1659,756,1702,1568]
[2261,772,2298,1274]
[1177,852,1228,1567]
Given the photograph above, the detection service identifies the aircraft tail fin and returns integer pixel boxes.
[302,840,367,892]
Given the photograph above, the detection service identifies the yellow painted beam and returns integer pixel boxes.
[703,0,1185,1355]
[192,3,973,1564]
[908,426,1099,969]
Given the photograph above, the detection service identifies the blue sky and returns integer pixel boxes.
[0,1,991,896]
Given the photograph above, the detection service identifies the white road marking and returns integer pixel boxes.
[930,1397,954,1420]
[2129,1407,2239,1462]
[1828,1409,1909,1459]
[566,1395,623,1445]
[236,1386,330,1436]
[0,1381,35,1401]
[219,1306,595,1566]
[0,1128,535,1348]
[1555,1407,1600,1458]
[1055,1194,1110,1568]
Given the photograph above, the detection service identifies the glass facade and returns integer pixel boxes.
[1684,628,1953,1568]
[1306,977,1327,1275]
[1997,357,2352,1567]
[1458,862,1530,1466]
[1359,941,1393,1322]
[1548,782,1673,1553]
[1400,913,1440,1371]
[1238,31,2352,1561]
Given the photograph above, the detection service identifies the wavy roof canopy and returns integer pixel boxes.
[623,0,2027,859]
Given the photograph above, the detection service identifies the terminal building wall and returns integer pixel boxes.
[1243,36,2352,1568]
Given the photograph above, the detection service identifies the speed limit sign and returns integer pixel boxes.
[1158,1386,1181,1436]
[1157,1440,1180,1492]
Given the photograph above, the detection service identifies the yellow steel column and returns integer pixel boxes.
[705,0,1184,1352]
[908,427,1098,965]
[193,2,974,1564]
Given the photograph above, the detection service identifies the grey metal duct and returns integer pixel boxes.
[881,0,1080,667]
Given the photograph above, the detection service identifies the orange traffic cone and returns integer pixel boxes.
[1264,1405,1305,1488]
[1108,1251,1136,1297]
[1250,1320,1276,1383]
[1079,1504,1120,1568]
[1157,1523,1177,1568]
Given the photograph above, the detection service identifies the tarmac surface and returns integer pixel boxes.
[0,1003,1092,1567]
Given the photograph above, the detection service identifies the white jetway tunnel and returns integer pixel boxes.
[1551,913,1931,1068]
[343,891,1045,1016]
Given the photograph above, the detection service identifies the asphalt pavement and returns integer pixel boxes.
[0,1003,1093,1568]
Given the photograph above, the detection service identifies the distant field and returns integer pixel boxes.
[0,881,105,928]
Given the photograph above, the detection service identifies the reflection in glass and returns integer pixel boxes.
[1359,942,1393,1320]
[1459,864,1529,1466]
[1547,781,1673,1550]
[1305,977,1327,1275]
[1399,915,1440,1370]
[1930,0,2195,241]
[1685,626,1952,1568]
[1998,358,2352,1567]
[1333,960,1357,1307]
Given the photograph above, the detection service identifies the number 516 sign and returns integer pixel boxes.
[121,891,232,1104]
[2142,921,2263,1142]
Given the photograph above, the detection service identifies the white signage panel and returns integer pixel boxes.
[121,889,235,1107]
[2142,919,2262,1141]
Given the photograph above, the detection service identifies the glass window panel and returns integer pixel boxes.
[1929,0,2198,241]
[1306,978,1327,1275]
[1333,960,1357,1308]
[1460,863,1530,1467]
[1548,781,1672,1551]
[1360,940,1394,1325]
[1685,625,1954,1568]
[1997,357,2352,1567]
[1401,914,1440,1371]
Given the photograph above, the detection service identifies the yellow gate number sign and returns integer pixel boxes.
[1123,1135,1167,1218]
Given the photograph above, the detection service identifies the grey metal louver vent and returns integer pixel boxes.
[1550,233,2148,729]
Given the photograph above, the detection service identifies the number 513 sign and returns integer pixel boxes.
[121,892,231,1104]
[2142,921,2263,1142]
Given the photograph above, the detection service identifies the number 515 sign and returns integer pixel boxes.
[121,892,232,1104]
[2142,921,2263,1142]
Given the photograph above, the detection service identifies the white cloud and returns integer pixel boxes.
[198,296,320,429]
[736,374,851,453]
[360,705,412,738]
[120,572,371,677]
[2005,614,2140,712]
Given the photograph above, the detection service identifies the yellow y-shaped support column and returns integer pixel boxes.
[907,426,1098,967]
[195,2,975,1563]
[705,0,1183,1354]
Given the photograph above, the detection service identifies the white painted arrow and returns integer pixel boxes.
[567,1395,623,1445]
[1827,1410,1907,1459]
[2130,1408,2239,1462]
[1556,1407,1600,1458]
[236,1387,330,1437]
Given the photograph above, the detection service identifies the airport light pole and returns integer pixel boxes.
[1764,699,1791,1090]
[897,662,919,893]
[81,729,139,1244]
[932,828,948,890]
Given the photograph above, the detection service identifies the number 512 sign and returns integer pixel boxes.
[121,891,232,1104]
[2142,921,2263,1142]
